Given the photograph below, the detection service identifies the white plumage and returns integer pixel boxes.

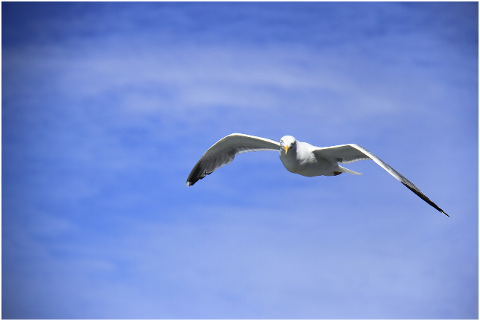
[186,133,448,216]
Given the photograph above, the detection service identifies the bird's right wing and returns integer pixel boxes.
[186,133,280,186]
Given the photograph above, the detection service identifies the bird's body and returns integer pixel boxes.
[186,133,449,217]
[279,136,359,177]
[280,140,331,176]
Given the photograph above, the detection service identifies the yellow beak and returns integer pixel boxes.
[284,145,290,154]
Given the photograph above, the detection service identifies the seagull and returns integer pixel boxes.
[186,133,449,217]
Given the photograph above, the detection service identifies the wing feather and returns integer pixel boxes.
[186,133,280,186]
[313,144,449,216]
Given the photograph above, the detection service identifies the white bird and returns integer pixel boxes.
[186,133,448,217]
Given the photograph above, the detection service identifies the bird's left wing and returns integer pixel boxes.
[186,133,280,186]
[313,144,449,216]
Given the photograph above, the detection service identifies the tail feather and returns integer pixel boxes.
[339,165,362,175]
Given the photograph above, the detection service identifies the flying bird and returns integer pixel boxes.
[186,133,448,217]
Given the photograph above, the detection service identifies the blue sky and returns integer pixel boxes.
[2,2,478,319]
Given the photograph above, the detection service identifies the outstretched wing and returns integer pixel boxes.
[186,133,280,186]
[313,144,449,216]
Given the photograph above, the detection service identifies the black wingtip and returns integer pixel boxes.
[186,160,205,187]
[401,182,449,217]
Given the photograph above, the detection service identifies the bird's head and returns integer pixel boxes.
[280,135,297,155]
